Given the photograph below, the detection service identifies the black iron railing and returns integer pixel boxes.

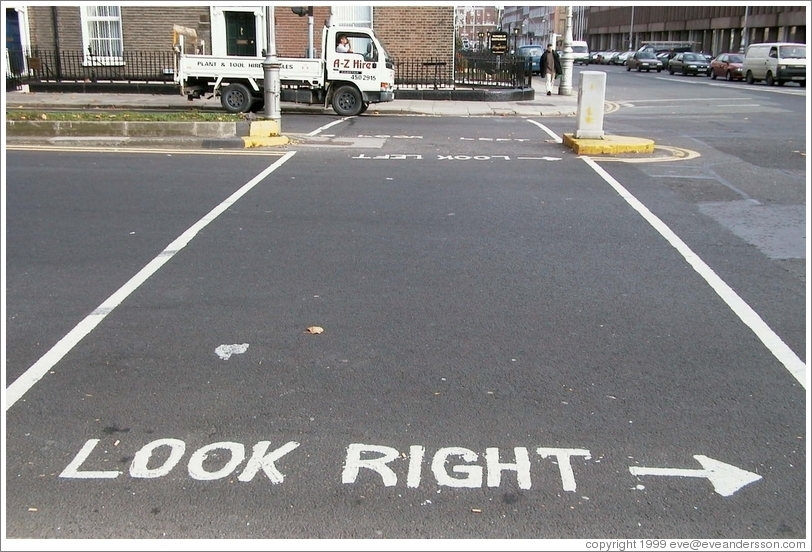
[6,48,176,85]
[6,48,532,91]
[393,52,531,90]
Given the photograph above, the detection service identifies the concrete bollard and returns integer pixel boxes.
[574,71,606,139]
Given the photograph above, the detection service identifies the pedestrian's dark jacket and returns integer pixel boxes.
[540,49,562,77]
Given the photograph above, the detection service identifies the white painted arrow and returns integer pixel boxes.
[629,455,762,497]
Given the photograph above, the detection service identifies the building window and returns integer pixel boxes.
[81,5,123,65]
[331,5,372,28]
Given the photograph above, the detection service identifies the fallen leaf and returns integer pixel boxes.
[40,114,47,120]
[306,326,324,334]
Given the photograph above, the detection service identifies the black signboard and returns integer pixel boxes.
[490,31,508,55]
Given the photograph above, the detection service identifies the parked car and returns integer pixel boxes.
[667,52,710,75]
[655,51,672,67]
[598,51,617,64]
[615,51,634,65]
[708,52,744,80]
[515,45,544,75]
[626,50,664,72]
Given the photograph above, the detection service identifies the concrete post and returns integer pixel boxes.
[559,6,574,96]
[574,71,606,139]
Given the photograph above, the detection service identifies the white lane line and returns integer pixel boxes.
[5,151,298,410]
[307,117,353,136]
[581,157,806,389]
[529,119,806,388]
[612,97,747,103]
[526,120,563,143]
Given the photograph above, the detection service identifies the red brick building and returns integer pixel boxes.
[7,4,454,65]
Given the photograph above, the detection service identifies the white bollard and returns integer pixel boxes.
[574,71,606,139]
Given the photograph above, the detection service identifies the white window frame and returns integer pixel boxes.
[331,5,372,28]
[80,5,124,66]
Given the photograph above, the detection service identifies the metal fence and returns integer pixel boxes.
[6,48,531,91]
[394,52,531,90]
[5,48,176,87]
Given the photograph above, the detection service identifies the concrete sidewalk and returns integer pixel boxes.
[4,77,578,118]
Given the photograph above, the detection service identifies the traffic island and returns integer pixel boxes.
[562,133,655,155]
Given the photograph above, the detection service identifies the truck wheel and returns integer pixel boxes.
[745,71,754,84]
[221,83,253,113]
[332,85,362,116]
[765,72,774,86]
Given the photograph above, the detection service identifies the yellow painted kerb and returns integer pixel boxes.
[563,133,655,155]
[242,135,290,148]
[248,120,281,137]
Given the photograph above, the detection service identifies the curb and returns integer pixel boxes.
[562,133,655,155]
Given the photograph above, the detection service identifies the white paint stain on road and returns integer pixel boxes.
[215,343,249,360]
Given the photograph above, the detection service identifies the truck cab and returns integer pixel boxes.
[320,26,396,115]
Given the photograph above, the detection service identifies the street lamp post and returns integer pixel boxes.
[739,6,749,53]
[629,6,635,51]
[262,5,281,123]
[559,5,573,95]
[513,26,519,53]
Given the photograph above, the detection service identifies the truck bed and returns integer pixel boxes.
[177,54,325,85]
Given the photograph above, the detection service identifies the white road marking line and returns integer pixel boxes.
[5,151,297,410]
[582,157,806,389]
[306,117,353,136]
[526,120,562,143]
[612,97,748,103]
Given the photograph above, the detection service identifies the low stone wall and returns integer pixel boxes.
[6,120,249,138]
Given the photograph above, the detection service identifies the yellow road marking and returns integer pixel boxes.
[592,145,701,163]
[5,145,286,156]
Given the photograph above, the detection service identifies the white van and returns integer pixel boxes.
[742,42,806,87]
[571,40,590,65]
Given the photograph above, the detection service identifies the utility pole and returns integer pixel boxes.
[559,6,573,95]
[629,6,635,51]
[263,5,281,124]
[739,6,749,53]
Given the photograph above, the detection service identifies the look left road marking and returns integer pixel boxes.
[5,151,297,410]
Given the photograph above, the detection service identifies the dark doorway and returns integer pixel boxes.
[225,11,257,57]
[6,8,25,89]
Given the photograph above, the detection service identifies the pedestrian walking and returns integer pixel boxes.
[540,43,562,96]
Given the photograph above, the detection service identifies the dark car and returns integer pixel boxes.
[668,52,710,76]
[708,52,745,80]
[626,50,664,72]
[515,45,544,75]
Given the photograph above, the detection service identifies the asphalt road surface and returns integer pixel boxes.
[4,67,808,545]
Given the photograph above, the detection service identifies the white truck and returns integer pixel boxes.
[174,25,395,116]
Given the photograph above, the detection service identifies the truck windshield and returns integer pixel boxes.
[370,30,393,63]
[779,45,806,59]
